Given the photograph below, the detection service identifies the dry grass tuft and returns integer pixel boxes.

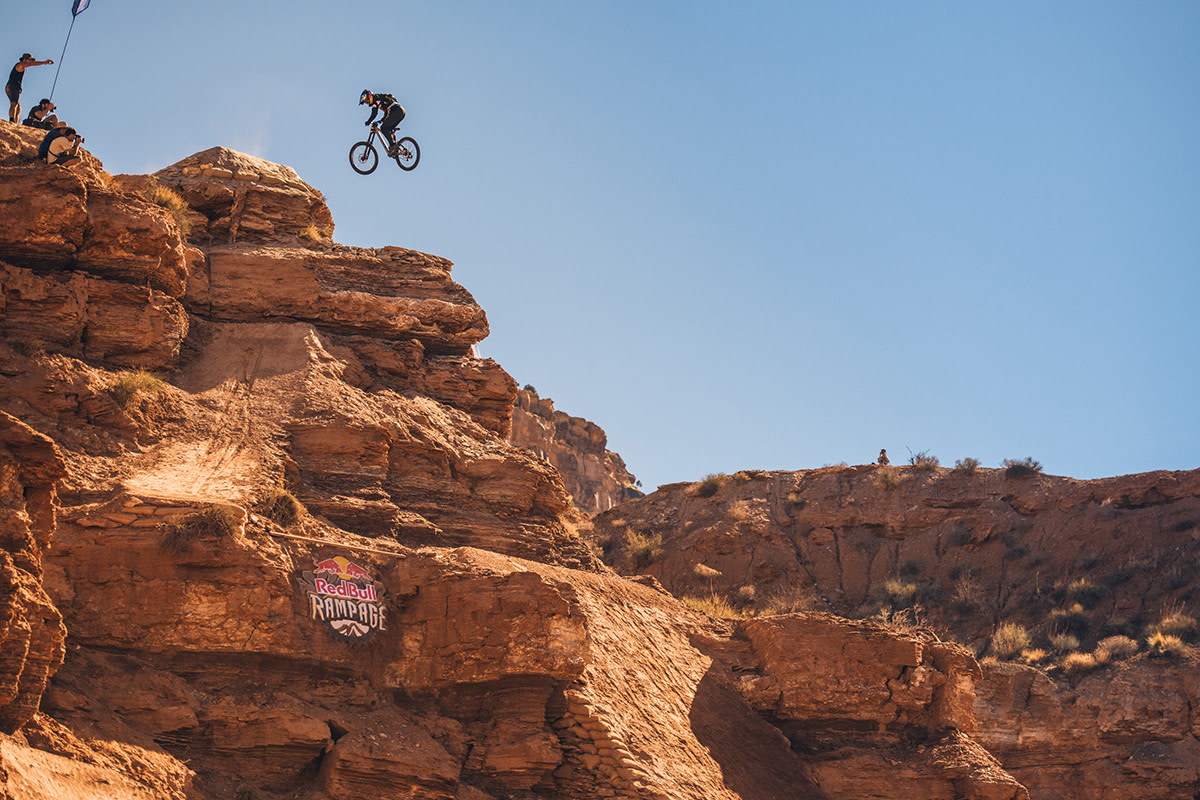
[681,594,750,619]
[139,179,192,237]
[111,369,165,408]
[253,487,304,528]
[160,505,242,553]
[760,584,818,616]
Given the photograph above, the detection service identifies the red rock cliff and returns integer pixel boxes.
[509,389,643,515]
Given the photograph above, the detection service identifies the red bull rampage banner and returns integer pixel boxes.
[298,555,386,640]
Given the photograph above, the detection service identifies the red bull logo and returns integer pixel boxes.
[298,554,386,640]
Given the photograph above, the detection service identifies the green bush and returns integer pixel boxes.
[992,623,1032,660]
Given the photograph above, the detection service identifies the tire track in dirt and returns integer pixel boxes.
[123,331,284,504]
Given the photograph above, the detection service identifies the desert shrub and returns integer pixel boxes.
[625,529,663,569]
[761,584,817,616]
[689,473,727,498]
[1002,457,1043,478]
[1095,635,1139,661]
[253,487,304,527]
[879,579,920,609]
[139,179,192,237]
[1061,652,1099,675]
[992,623,1032,660]
[734,585,757,607]
[1049,632,1080,653]
[873,468,901,490]
[872,606,936,637]
[522,384,538,395]
[951,574,986,612]
[1156,610,1198,642]
[908,450,939,470]
[1146,631,1187,659]
[1066,577,1105,609]
[111,369,165,408]
[953,457,980,474]
[160,505,241,553]
[1050,603,1091,637]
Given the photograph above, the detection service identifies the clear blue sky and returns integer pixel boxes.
[6,2,1198,489]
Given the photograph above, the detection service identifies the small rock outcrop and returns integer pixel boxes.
[510,389,642,514]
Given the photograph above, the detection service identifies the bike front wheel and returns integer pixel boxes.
[394,137,420,171]
[349,141,379,175]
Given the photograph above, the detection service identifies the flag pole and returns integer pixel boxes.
[49,14,77,102]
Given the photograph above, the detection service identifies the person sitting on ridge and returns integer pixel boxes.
[22,98,58,129]
[39,125,83,168]
[359,89,406,155]
[877,448,890,466]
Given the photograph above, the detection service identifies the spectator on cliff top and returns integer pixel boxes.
[877,448,890,466]
[22,98,58,129]
[7,53,54,124]
[39,126,83,168]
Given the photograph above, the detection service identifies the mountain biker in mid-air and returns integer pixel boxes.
[359,90,406,156]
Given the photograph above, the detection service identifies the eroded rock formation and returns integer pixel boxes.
[591,465,1200,798]
[510,389,642,514]
[0,119,1189,799]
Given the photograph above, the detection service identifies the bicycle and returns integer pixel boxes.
[349,124,420,174]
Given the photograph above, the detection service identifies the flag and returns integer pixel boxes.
[71,0,90,16]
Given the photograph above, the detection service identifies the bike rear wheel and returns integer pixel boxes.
[349,141,379,175]
[394,137,420,171]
